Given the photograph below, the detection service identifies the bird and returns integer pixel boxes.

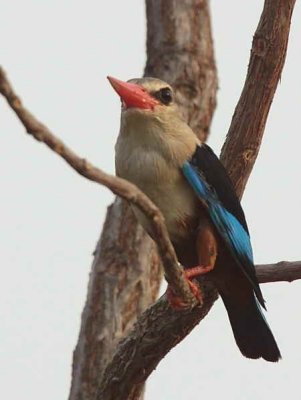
[107,75,281,362]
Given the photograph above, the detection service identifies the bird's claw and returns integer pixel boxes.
[166,275,203,310]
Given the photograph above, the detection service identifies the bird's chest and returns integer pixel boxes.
[115,145,199,242]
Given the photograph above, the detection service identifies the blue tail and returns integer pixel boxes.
[221,293,281,362]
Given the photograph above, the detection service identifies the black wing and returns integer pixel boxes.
[190,144,249,234]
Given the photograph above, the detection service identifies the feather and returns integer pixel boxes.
[182,147,265,307]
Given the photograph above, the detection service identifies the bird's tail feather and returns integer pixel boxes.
[220,293,281,362]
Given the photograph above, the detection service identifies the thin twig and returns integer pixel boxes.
[0,1,297,397]
[2,59,301,399]
[256,261,301,283]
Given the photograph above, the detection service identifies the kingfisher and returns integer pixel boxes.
[107,76,281,362]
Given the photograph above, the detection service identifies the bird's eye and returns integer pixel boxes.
[154,87,173,105]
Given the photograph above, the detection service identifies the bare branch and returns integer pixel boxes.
[256,261,301,284]
[97,0,297,398]
[71,1,218,398]
[97,260,301,400]
[68,2,218,398]
[1,0,296,398]
[221,0,296,198]
[0,66,197,308]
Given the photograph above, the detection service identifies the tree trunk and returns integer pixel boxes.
[69,1,217,399]
[0,1,295,399]
[96,0,296,398]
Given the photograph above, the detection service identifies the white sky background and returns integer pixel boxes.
[1,1,301,399]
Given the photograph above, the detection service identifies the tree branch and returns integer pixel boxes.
[97,259,301,399]
[221,0,296,198]
[256,261,301,284]
[0,66,199,308]
[70,2,218,398]
[97,0,297,398]
[2,0,296,399]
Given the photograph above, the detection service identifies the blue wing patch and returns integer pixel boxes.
[182,161,264,307]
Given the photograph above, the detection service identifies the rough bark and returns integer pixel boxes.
[1,0,295,399]
[97,258,301,400]
[256,261,301,283]
[3,57,301,399]
[145,0,217,141]
[97,1,296,399]
[98,284,216,400]
[221,0,296,198]
[69,202,161,400]
[0,1,217,396]
[70,1,217,399]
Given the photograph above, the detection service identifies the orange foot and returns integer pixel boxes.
[166,265,213,310]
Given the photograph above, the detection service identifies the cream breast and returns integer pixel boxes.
[115,140,199,242]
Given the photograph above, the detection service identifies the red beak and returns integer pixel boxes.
[107,76,159,110]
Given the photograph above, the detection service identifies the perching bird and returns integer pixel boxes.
[107,76,281,362]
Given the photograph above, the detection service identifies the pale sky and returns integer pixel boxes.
[1,1,301,399]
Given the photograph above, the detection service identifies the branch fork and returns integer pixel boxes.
[0,1,297,398]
